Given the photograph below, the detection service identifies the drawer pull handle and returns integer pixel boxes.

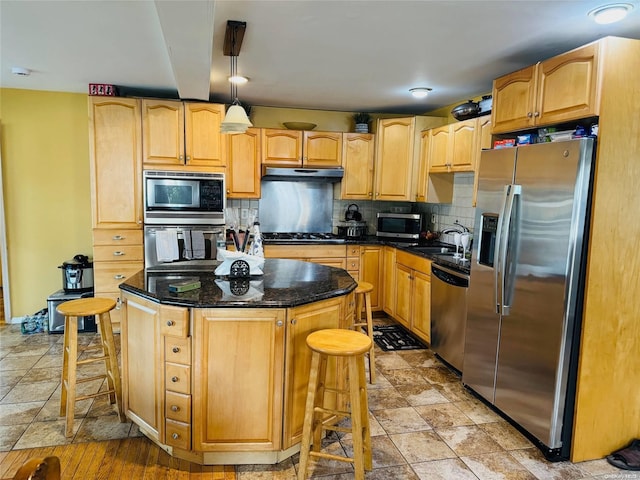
[113,251,125,256]
[167,320,174,326]
[172,347,180,353]
[114,275,125,280]
[171,405,179,412]
[171,376,179,383]
[112,235,124,241]
[172,433,179,440]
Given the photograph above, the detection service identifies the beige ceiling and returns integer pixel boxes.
[2,0,640,114]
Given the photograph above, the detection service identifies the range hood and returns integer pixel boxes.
[261,166,344,182]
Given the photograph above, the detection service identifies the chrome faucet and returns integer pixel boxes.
[441,220,470,234]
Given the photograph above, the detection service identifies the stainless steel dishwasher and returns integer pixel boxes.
[430,263,469,372]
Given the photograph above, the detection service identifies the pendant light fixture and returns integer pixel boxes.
[221,20,252,134]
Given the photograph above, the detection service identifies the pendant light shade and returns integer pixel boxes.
[221,21,251,134]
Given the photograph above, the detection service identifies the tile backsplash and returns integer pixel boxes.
[228,172,476,243]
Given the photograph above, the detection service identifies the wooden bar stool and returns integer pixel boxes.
[297,329,373,480]
[57,297,125,437]
[353,281,375,384]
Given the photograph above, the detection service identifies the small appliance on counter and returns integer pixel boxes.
[47,289,96,334]
[58,254,94,293]
[337,221,367,239]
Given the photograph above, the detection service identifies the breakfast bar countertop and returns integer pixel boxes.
[118,258,357,308]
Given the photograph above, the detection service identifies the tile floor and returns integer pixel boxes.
[0,322,633,479]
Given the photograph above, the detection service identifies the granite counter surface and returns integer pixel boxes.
[119,258,357,308]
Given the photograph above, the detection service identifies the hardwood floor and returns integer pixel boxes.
[0,437,237,480]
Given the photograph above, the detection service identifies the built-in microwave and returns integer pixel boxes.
[376,213,423,240]
[143,170,225,225]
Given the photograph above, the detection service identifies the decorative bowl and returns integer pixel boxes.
[283,122,317,131]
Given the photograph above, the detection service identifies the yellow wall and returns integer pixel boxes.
[0,88,92,318]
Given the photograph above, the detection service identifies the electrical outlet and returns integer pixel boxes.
[431,213,437,224]
[240,208,248,221]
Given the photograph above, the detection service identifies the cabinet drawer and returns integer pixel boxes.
[166,363,191,394]
[165,337,191,365]
[165,391,191,423]
[160,305,189,337]
[93,245,143,262]
[93,229,143,246]
[94,262,143,291]
[347,246,360,258]
[346,257,360,272]
[165,418,191,450]
[396,250,432,275]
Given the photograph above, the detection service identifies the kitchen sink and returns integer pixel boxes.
[410,246,455,255]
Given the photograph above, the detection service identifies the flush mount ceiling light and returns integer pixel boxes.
[228,75,248,85]
[221,20,252,134]
[410,87,432,99]
[588,3,633,24]
[11,66,31,76]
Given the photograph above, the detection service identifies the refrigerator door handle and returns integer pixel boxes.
[494,185,510,314]
[500,184,521,316]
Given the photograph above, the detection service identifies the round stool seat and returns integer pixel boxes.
[306,329,372,357]
[355,281,373,294]
[56,297,116,317]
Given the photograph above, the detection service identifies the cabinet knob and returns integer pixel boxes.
[227,189,230,194]
[534,111,540,117]
[291,319,297,325]
[172,433,179,440]
[186,156,191,161]
[276,320,283,327]
[112,235,124,241]
[368,192,372,196]
[179,155,184,160]
[527,112,533,118]
[113,251,125,256]
[167,320,175,326]
[171,405,179,412]
[172,346,180,353]
[171,376,179,383]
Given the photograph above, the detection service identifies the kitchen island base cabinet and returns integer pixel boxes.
[120,281,354,465]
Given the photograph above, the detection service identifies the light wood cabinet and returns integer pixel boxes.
[192,308,285,451]
[226,127,261,199]
[340,133,375,199]
[360,245,383,311]
[428,118,478,173]
[415,131,431,202]
[89,98,144,330]
[88,97,143,230]
[142,99,226,169]
[472,115,492,207]
[392,251,432,343]
[261,129,342,167]
[120,293,163,442]
[382,246,396,317]
[492,42,601,133]
[283,297,344,448]
[346,245,360,280]
[264,245,347,269]
[374,116,446,201]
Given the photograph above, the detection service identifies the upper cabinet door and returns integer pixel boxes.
[341,133,375,200]
[536,42,601,125]
[303,131,342,167]
[185,103,226,167]
[227,128,261,199]
[142,99,185,166]
[428,125,451,173]
[491,64,537,134]
[450,118,478,171]
[261,129,303,166]
[89,97,143,229]
[374,117,415,201]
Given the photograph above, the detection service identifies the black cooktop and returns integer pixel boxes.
[262,232,345,243]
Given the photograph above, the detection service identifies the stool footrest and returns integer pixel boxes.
[322,424,352,434]
[75,388,116,402]
[309,451,355,464]
[314,406,350,418]
[75,374,108,385]
[323,386,349,396]
[76,356,108,366]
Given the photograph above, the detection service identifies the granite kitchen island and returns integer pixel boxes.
[119,258,357,465]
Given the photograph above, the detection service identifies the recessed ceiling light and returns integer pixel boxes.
[410,87,432,99]
[11,66,31,76]
[228,75,248,85]
[588,3,633,24]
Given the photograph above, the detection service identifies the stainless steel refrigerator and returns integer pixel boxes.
[463,138,595,460]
